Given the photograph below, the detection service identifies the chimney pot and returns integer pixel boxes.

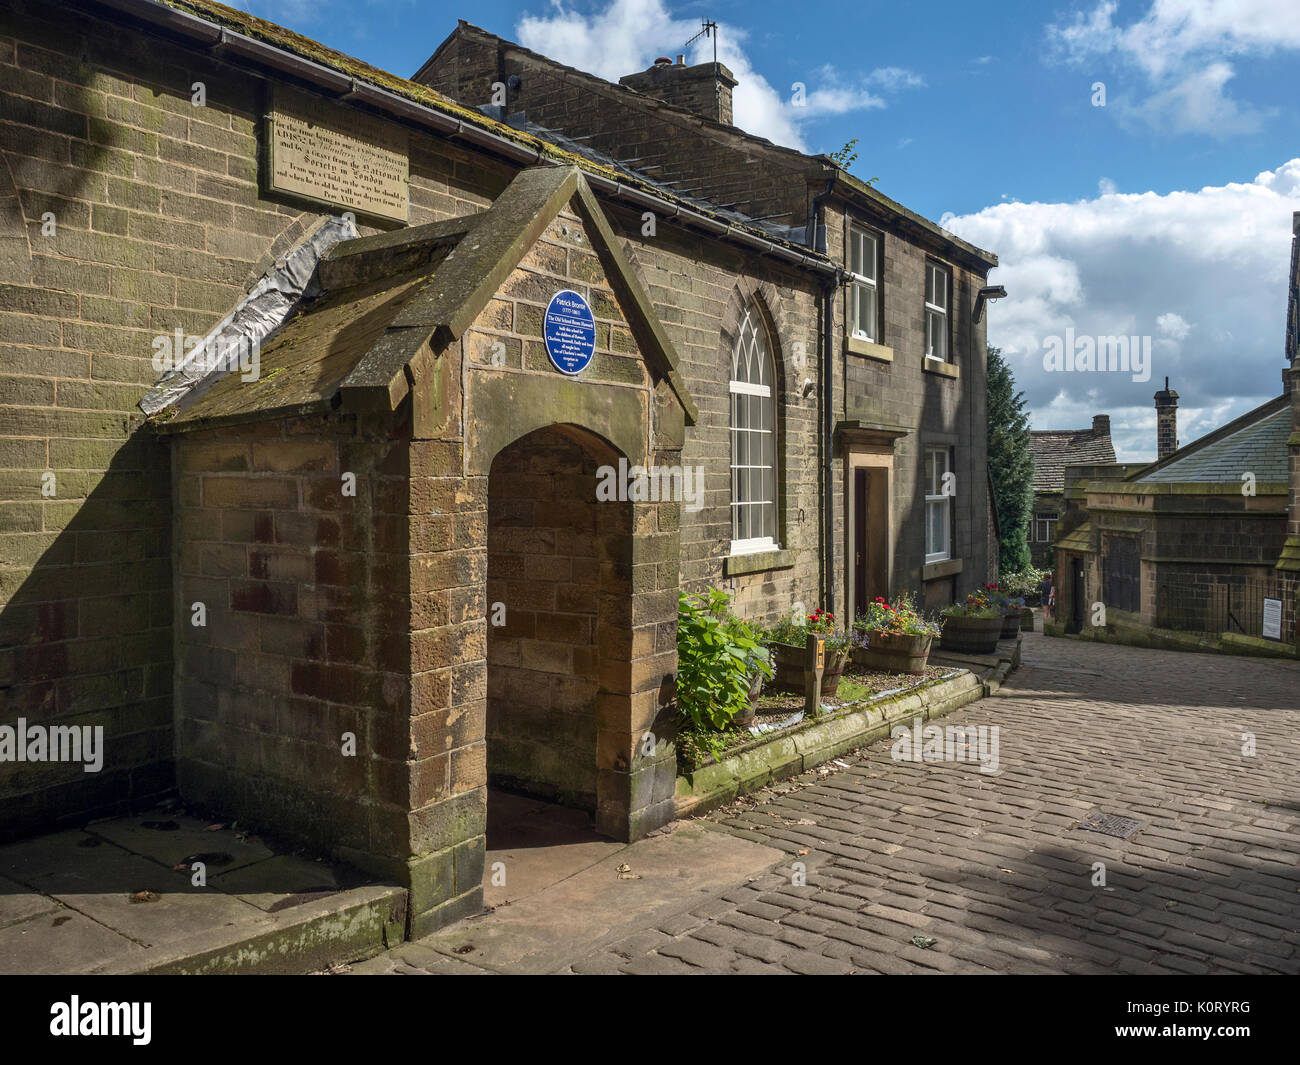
[1092,414,1110,435]
[620,57,738,124]
[1154,379,1180,459]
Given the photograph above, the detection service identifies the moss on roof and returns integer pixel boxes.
[163,260,444,430]
[158,1,823,259]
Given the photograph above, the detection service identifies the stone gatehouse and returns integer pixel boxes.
[0,0,998,936]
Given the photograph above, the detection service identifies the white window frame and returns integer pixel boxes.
[925,447,951,564]
[730,305,779,555]
[924,260,950,363]
[847,225,880,343]
[1035,513,1058,544]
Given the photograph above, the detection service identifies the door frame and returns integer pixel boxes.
[843,443,895,623]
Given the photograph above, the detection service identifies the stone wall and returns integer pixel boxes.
[0,0,823,841]
[486,426,610,810]
[170,411,415,874]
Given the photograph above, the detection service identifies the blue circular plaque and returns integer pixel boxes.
[543,289,596,376]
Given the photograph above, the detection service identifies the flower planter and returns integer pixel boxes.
[1000,611,1021,639]
[939,614,1003,654]
[853,631,934,675]
[769,642,847,696]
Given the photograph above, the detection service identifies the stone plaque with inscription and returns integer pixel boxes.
[265,86,409,224]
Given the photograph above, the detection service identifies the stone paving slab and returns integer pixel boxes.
[87,813,274,873]
[0,812,399,974]
[0,906,148,976]
[211,855,344,912]
[361,820,783,975]
[0,874,60,931]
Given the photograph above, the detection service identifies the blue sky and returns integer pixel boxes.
[245,0,1300,459]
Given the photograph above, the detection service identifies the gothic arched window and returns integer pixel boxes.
[730,304,778,550]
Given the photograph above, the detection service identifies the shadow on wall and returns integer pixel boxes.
[0,433,176,842]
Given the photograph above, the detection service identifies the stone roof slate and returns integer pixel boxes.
[1137,402,1291,484]
[1029,427,1117,493]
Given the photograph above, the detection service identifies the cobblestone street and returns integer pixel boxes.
[359,633,1300,975]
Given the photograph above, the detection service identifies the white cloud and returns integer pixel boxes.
[942,158,1300,460]
[864,66,925,91]
[1049,0,1300,136]
[1156,312,1190,341]
[515,0,914,149]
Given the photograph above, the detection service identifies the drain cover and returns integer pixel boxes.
[1077,812,1142,839]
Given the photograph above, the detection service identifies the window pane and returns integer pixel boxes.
[927,499,948,556]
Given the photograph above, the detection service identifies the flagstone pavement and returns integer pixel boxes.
[351,632,1300,975]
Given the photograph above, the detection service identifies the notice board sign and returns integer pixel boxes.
[265,86,409,224]
[1262,597,1282,641]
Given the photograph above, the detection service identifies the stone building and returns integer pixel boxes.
[0,0,997,935]
[417,22,1000,613]
[1052,214,1300,653]
[1026,414,1117,567]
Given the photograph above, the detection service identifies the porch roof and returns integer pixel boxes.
[149,166,697,434]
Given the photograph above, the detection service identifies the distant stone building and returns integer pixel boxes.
[1027,415,1116,567]
[1052,213,1300,654]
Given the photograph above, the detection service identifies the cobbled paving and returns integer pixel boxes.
[370,634,1300,974]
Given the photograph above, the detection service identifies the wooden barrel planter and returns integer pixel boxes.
[1000,612,1021,639]
[939,615,1003,654]
[853,631,934,675]
[769,642,848,696]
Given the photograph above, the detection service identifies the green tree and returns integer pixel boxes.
[986,344,1035,573]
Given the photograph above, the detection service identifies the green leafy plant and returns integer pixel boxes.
[999,567,1048,602]
[853,593,941,637]
[676,589,772,733]
[829,138,858,167]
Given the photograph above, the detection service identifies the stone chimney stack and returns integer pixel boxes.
[1154,377,1179,459]
[1092,414,1110,436]
[620,57,737,125]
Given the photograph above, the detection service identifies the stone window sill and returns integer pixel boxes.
[923,358,959,379]
[724,548,796,577]
[923,558,963,580]
[844,336,894,363]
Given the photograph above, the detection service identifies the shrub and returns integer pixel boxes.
[1000,567,1049,603]
[676,588,771,734]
